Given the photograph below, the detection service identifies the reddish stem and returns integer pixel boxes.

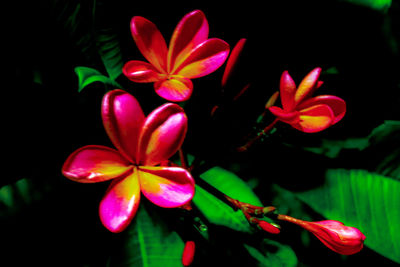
[237,118,279,152]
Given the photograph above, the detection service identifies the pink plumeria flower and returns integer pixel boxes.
[278,215,365,255]
[123,10,230,102]
[62,89,195,233]
[269,67,346,133]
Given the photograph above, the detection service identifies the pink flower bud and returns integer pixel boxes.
[182,241,196,266]
[278,215,365,255]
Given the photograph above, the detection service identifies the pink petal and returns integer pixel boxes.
[297,95,346,124]
[294,67,322,104]
[138,166,195,208]
[168,10,209,73]
[138,103,187,166]
[154,77,193,102]
[130,16,168,73]
[99,169,141,233]
[122,60,165,83]
[268,106,299,123]
[175,38,230,78]
[279,71,297,111]
[291,104,334,133]
[62,145,132,183]
[102,90,145,163]
[221,38,247,88]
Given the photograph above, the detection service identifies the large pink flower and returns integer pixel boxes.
[123,10,230,102]
[269,68,346,133]
[62,89,195,233]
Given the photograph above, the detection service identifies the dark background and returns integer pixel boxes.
[4,0,400,266]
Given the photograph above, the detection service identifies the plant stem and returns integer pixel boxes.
[237,118,279,152]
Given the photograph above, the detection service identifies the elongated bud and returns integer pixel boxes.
[278,215,365,255]
[258,221,281,234]
[265,91,279,109]
[182,241,196,266]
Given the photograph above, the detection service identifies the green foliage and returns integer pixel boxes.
[342,0,392,12]
[75,66,122,92]
[244,239,298,267]
[109,205,184,267]
[193,167,262,232]
[96,29,124,81]
[296,169,400,264]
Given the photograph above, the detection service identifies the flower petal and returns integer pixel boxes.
[130,16,168,73]
[280,70,296,111]
[122,60,165,83]
[221,38,247,88]
[168,10,209,73]
[138,103,187,166]
[268,106,299,123]
[175,38,230,78]
[297,95,346,124]
[154,77,193,102]
[138,166,195,208]
[99,169,141,233]
[292,104,334,133]
[102,90,145,163]
[62,145,132,183]
[294,67,322,104]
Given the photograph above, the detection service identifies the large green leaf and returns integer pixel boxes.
[244,239,298,267]
[192,167,262,232]
[109,205,184,267]
[75,66,122,92]
[303,120,400,178]
[296,169,400,263]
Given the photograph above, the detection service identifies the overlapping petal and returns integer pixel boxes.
[168,10,209,73]
[154,77,193,102]
[138,166,195,208]
[294,67,321,104]
[123,60,165,83]
[292,104,334,133]
[62,145,132,183]
[175,38,230,78]
[99,169,141,233]
[102,89,145,163]
[298,95,346,124]
[130,16,168,73]
[268,106,299,123]
[138,103,187,166]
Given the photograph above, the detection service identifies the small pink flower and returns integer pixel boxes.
[278,215,365,255]
[62,89,195,233]
[269,68,346,133]
[123,10,230,102]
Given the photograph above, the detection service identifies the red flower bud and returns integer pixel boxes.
[182,241,196,266]
[278,215,365,255]
[258,221,281,234]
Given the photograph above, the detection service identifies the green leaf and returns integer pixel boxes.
[75,66,121,92]
[302,120,400,178]
[244,239,298,267]
[341,0,392,12]
[192,167,262,232]
[296,169,400,263]
[109,205,184,267]
[96,29,123,81]
[199,166,263,206]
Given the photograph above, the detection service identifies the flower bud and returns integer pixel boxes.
[258,221,281,234]
[278,215,365,255]
[182,241,196,266]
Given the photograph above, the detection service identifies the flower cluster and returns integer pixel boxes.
[62,9,365,265]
